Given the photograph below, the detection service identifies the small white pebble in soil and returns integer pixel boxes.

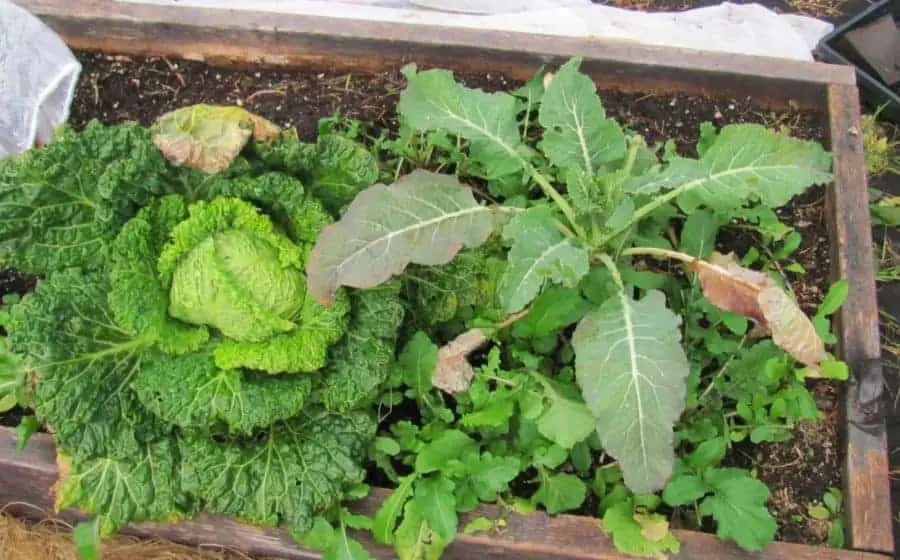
[714,110,723,119]
[215,73,221,81]
[236,99,244,107]
[112,102,119,109]
[728,103,736,110]
[276,105,283,111]
[669,98,677,106]
[255,72,261,78]
[317,73,325,79]
[675,121,683,128]
[486,73,492,79]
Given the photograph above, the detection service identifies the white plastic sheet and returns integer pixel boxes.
[0,0,81,158]
[117,0,834,61]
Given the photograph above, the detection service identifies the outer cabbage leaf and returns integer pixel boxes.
[320,282,405,411]
[110,194,209,355]
[159,197,307,342]
[152,104,280,173]
[250,131,317,176]
[214,289,352,374]
[132,351,312,434]
[405,246,505,326]
[175,170,331,247]
[6,269,160,460]
[181,409,374,534]
[0,122,172,275]
[307,170,494,306]
[56,439,185,537]
[572,289,690,494]
[307,135,379,214]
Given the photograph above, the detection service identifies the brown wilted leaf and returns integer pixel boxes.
[151,104,280,173]
[689,252,826,368]
[431,328,487,394]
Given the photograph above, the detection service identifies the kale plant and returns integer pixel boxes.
[307,58,849,556]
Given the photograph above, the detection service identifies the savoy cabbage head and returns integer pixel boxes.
[0,109,400,538]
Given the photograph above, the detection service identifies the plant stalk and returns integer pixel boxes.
[621,246,698,264]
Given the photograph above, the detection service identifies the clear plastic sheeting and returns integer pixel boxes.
[117,0,834,61]
[0,0,81,159]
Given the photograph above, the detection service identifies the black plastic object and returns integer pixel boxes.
[815,0,900,123]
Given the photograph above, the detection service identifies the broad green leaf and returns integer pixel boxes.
[512,286,590,338]
[0,345,24,413]
[373,475,417,545]
[534,444,569,469]
[415,430,477,473]
[572,289,690,494]
[72,518,102,560]
[687,437,728,469]
[565,168,602,214]
[680,209,721,259]
[662,474,708,506]
[0,122,172,275]
[499,206,590,313]
[828,518,845,548]
[295,516,337,551]
[308,170,494,305]
[535,380,596,449]
[460,398,516,429]
[152,104,280,173]
[398,332,439,399]
[699,468,776,551]
[309,134,379,214]
[466,453,522,501]
[601,502,681,558]
[399,64,524,178]
[395,498,449,560]
[56,440,183,537]
[324,528,374,560]
[808,504,830,520]
[538,58,626,174]
[463,517,496,535]
[181,409,374,535]
[416,476,458,541]
[15,415,40,452]
[532,473,587,514]
[132,352,312,435]
[626,124,832,213]
[817,279,849,317]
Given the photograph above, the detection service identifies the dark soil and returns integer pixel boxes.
[9,49,839,547]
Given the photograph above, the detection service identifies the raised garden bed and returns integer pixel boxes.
[0,1,893,559]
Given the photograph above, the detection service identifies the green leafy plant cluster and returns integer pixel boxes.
[303,58,850,557]
[0,56,852,560]
[0,107,404,552]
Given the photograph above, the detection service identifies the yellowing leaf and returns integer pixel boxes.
[689,252,826,368]
[152,104,280,173]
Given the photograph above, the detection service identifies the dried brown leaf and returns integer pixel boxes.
[431,310,530,394]
[689,252,826,367]
[431,328,487,394]
[151,104,280,173]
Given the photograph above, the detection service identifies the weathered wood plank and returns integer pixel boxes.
[14,0,852,109]
[826,83,894,555]
[0,428,890,560]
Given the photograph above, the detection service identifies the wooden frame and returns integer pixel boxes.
[3,1,893,558]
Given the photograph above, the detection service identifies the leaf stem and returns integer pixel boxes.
[596,176,702,247]
[698,334,748,402]
[528,166,586,239]
[621,246,697,264]
[596,253,624,291]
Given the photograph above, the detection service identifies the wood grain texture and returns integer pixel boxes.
[0,428,891,560]
[14,0,852,109]
[826,83,894,555]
